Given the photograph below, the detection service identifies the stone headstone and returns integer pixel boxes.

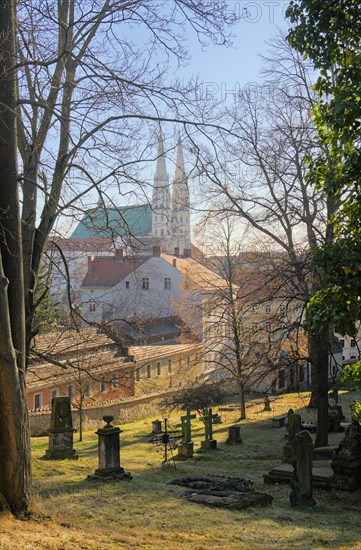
[88,416,131,480]
[328,406,344,432]
[290,430,316,507]
[263,396,271,412]
[282,410,302,464]
[151,419,162,434]
[226,425,242,445]
[44,397,78,460]
[177,407,196,459]
[331,416,361,492]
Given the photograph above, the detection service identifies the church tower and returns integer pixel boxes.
[152,131,171,243]
[171,136,191,255]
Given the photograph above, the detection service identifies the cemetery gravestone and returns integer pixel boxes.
[282,410,302,464]
[88,416,131,480]
[44,397,78,460]
[263,395,271,412]
[290,430,316,507]
[331,413,361,493]
[177,407,196,459]
[226,425,242,445]
[200,408,217,450]
[152,419,162,434]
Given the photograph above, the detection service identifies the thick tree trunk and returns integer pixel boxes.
[0,0,32,517]
[237,379,246,420]
[309,330,330,448]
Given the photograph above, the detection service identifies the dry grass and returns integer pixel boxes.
[1,391,361,549]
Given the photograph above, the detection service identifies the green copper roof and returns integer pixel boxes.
[70,204,152,239]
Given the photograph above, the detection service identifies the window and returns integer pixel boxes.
[34,393,42,410]
[85,384,92,398]
[251,306,258,312]
[265,322,271,331]
[161,228,164,236]
[157,362,161,376]
[299,365,305,383]
[351,339,356,348]
[51,388,59,400]
[99,378,107,393]
[147,364,151,378]
[112,374,119,389]
[67,385,75,401]
[339,339,345,348]
[164,277,171,290]
[136,368,140,382]
[278,370,285,389]
[125,281,130,289]
[89,302,96,312]
[265,306,271,313]
[280,305,286,312]
[168,359,172,374]
[142,277,149,289]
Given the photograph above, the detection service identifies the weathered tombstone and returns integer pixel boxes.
[151,419,162,434]
[226,425,242,445]
[331,412,361,493]
[263,395,271,412]
[328,406,344,432]
[200,408,217,450]
[290,430,316,507]
[177,407,196,459]
[88,416,131,480]
[282,410,302,464]
[44,397,78,460]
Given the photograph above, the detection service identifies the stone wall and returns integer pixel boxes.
[29,389,180,436]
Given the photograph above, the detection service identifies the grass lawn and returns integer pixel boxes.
[1,390,361,549]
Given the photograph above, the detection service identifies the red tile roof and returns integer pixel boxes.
[81,255,150,287]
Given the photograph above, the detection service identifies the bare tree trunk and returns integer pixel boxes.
[237,378,246,420]
[0,0,31,517]
[310,329,329,448]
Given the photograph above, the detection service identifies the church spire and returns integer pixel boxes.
[152,129,170,209]
[172,136,190,209]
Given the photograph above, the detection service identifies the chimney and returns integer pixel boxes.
[115,248,124,262]
[174,247,179,257]
[87,255,94,270]
[173,258,177,268]
[183,248,191,258]
[152,245,162,257]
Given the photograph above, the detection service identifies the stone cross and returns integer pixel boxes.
[181,407,196,444]
[203,408,215,441]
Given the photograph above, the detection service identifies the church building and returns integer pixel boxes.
[68,134,191,257]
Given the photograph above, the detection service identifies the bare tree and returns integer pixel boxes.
[195,37,336,447]
[0,0,238,516]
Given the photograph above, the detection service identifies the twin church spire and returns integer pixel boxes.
[151,132,191,254]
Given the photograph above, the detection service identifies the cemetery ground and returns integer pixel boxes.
[1,391,361,550]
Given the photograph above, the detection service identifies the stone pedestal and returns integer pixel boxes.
[88,416,131,480]
[44,396,78,460]
[201,439,217,450]
[177,442,194,459]
[226,425,242,445]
